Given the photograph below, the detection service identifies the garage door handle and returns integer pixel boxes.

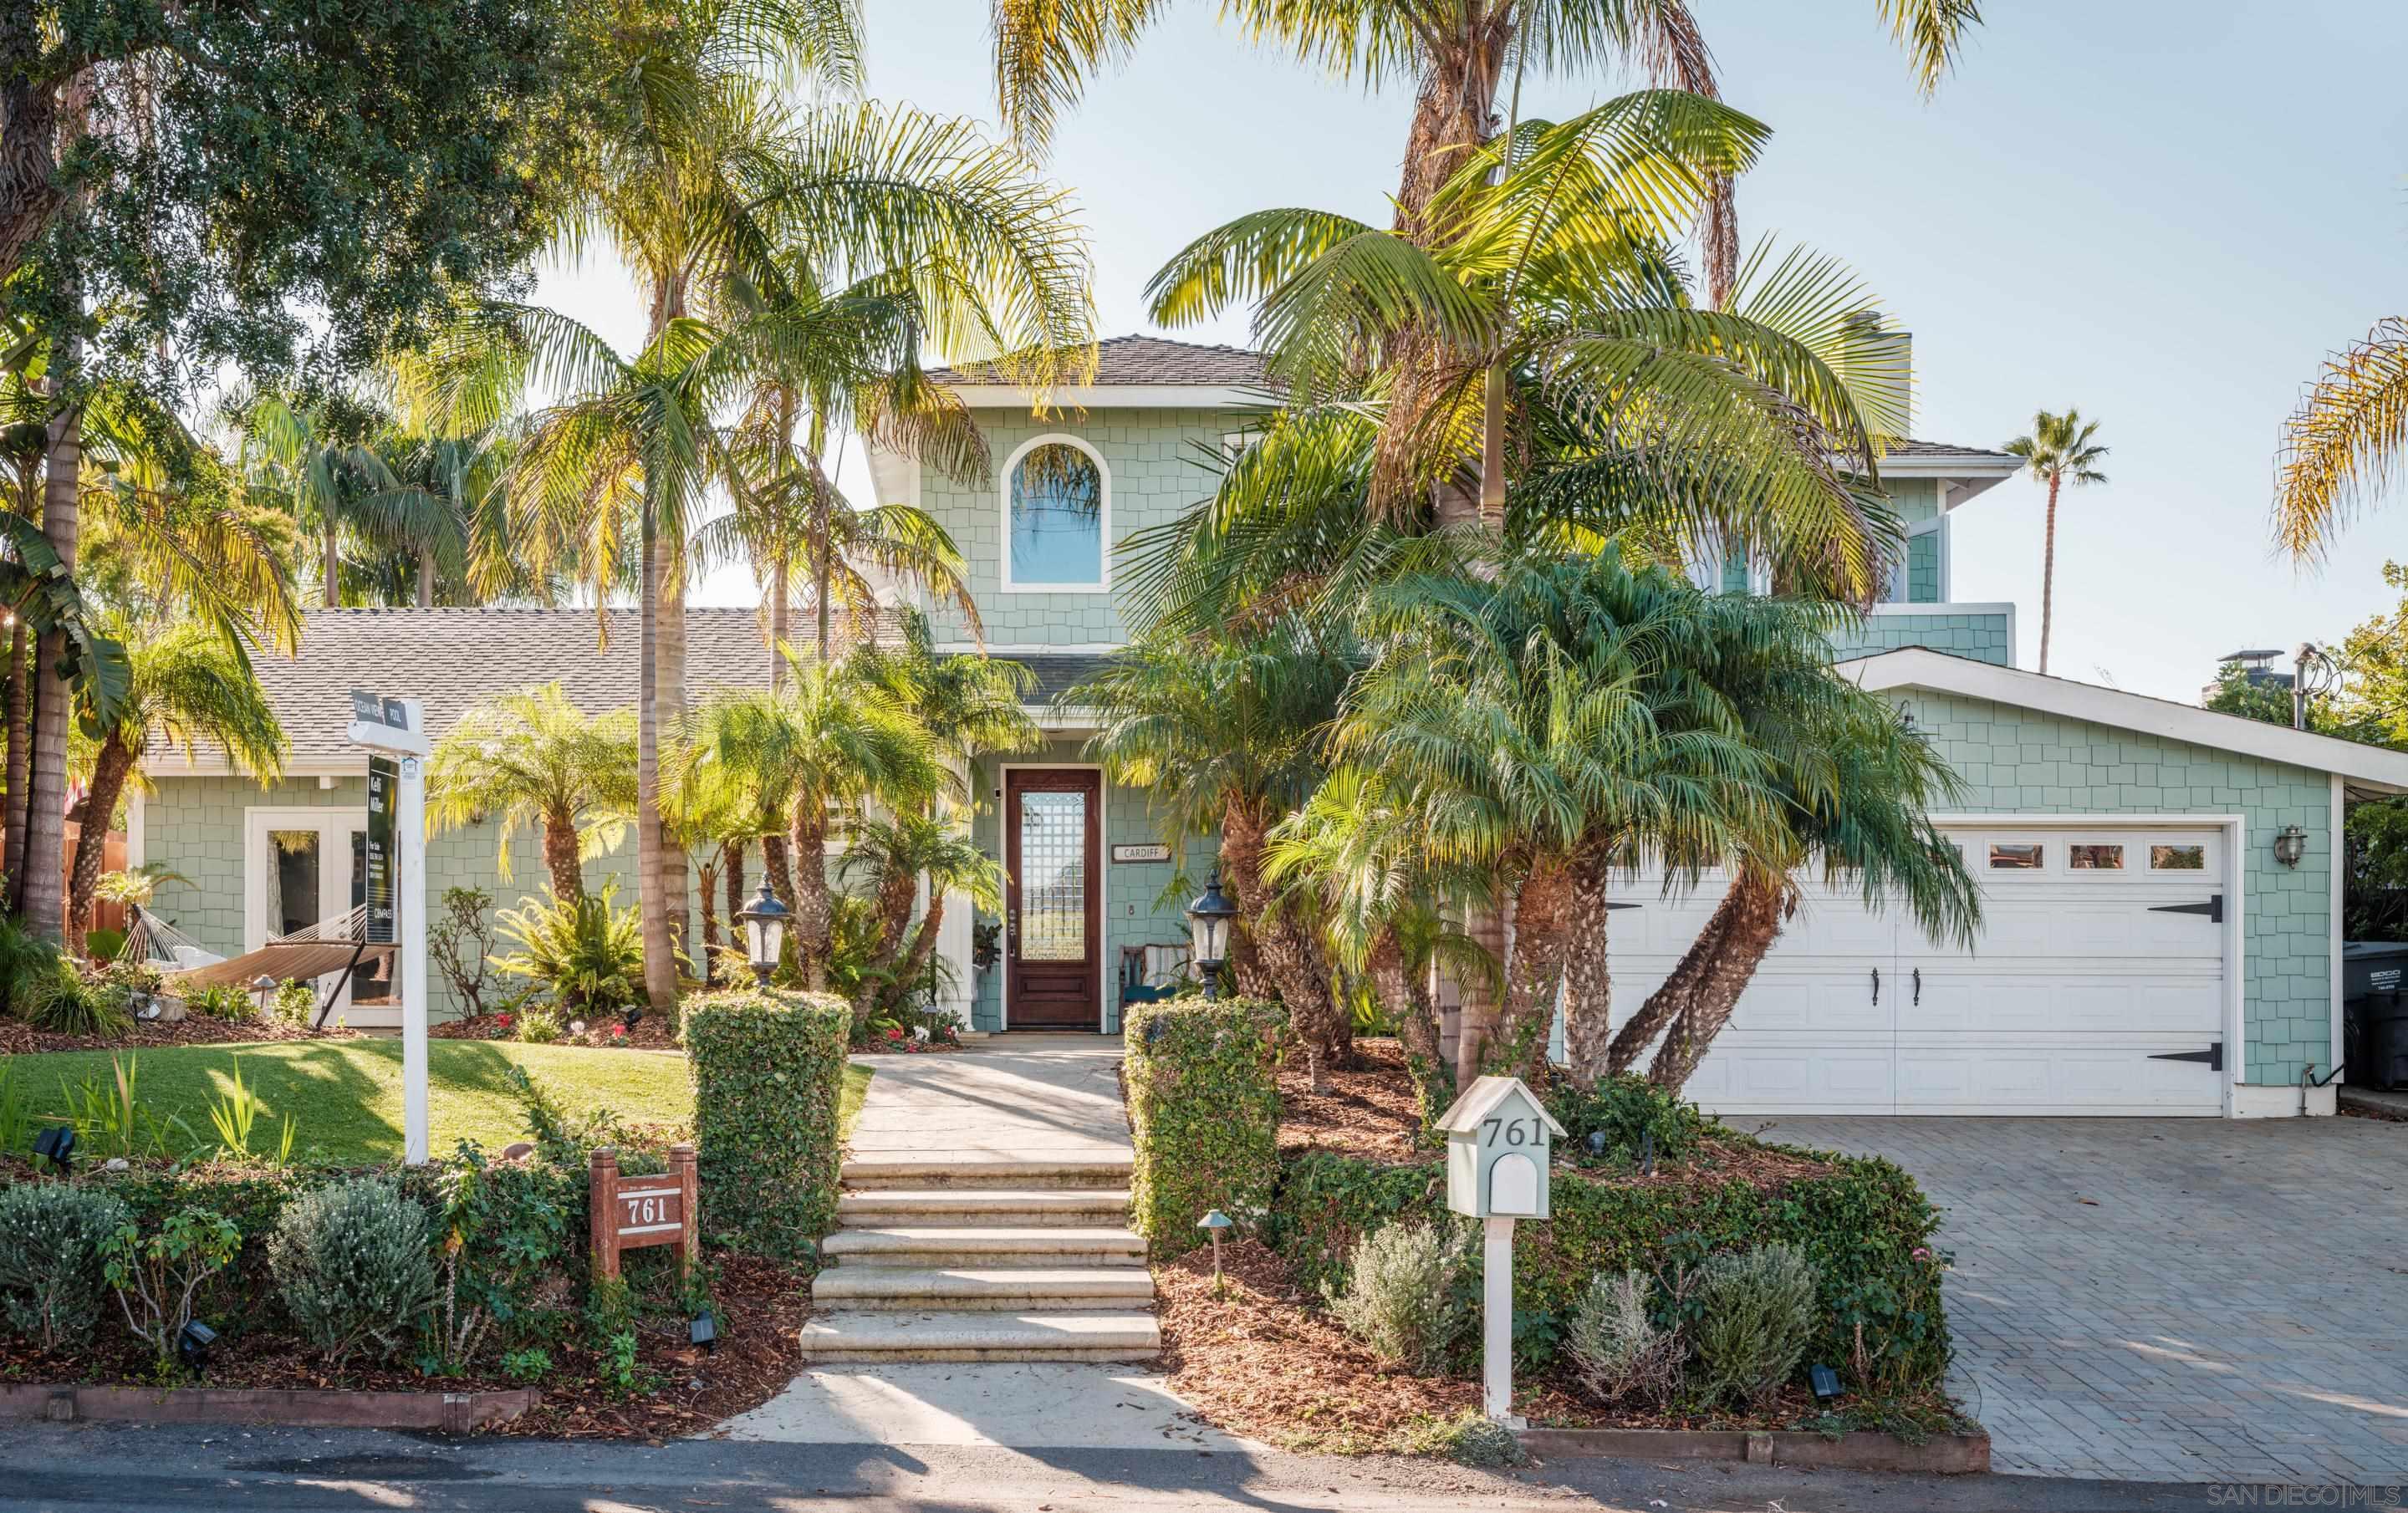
[1870,966,1880,1006]
[1912,967,1921,1006]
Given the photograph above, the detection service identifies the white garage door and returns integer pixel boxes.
[1607,826,2231,1116]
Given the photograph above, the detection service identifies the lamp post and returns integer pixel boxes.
[1184,874,1237,1001]
[251,974,279,1017]
[736,884,792,988]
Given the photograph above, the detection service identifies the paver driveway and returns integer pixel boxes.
[1773,1115,2408,1485]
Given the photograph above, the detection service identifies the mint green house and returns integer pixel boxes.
[873,335,2408,1118]
[126,335,2408,1119]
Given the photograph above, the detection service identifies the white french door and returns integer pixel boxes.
[244,807,393,1026]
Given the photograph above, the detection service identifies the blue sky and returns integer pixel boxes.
[539,0,2408,703]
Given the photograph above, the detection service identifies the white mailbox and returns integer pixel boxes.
[1436,1076,1564,1221]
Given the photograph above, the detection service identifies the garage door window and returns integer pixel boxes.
[2150,844,2206,871]
[1988,843,2045,870]
[2068,843,2125,870]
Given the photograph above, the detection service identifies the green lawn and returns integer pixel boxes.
[6,1040,694,1166]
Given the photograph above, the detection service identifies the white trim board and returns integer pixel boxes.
[942,384,1268,410]
[1845,647,2408,792]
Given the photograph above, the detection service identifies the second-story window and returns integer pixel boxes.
[1004,436,1108,590]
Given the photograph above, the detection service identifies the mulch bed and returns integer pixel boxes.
[432,1012,684,1052]
[1277,1037,1834,1190]
[1157,1239,1843,1451]
[0,1251,810,1442]
[0,1016,351,1057]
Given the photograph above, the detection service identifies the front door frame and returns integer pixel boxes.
[243,804,373,1019]
[998,763,1109,1032]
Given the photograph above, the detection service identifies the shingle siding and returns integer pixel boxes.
[1901,690,2336,1085]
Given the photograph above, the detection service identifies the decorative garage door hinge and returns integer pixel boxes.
[2147,1044,2224,1072]
[2148,894,2223,924]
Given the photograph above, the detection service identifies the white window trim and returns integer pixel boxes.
[998,433,1111,595]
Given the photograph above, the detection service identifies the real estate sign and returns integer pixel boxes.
[365,756,398,946]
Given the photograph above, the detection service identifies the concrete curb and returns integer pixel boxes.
[0,1383,538,1433]
[1518,1425,1991,1475]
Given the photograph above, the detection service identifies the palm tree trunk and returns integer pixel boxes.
[659,554,688,977]
[895,892,946,1004]
[1498,853,1574,1082]
[792,800,832,991]
[1390,18,1509,238]
[1559,842,1618,1087]
[541,809,584,900]
[723,836,747,935]
[27,386,80,945]
[1220,801,1336,1092]
[1646,870,1787,1091]
[322,523,340,607]
[4,619,27,911]
[416,551,436,608]
[1370,926,1450,1127]
[768,558,790,687]
[1607,880,1742,1077]
[812,463,834,661]
[696,850,721,989]
[2038,474,2060,675]
[636,514,677,1010]
[65,731,132,950]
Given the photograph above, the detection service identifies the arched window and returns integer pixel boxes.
[1002,436,1108,590]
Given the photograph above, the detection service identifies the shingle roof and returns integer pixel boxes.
[928,335,1270,389]
[1882,439,2020,465]
[978,653,1113,706]
[190,607,858,763]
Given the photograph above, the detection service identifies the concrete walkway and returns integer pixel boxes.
[843,1034,1133,1174]
[1774,1114,2408,1485]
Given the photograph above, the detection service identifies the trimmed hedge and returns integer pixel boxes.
[683,986,850,1260]
[1124,998,1285,1256]
[1269,1147,1951,1393]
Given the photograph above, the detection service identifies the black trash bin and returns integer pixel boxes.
[2344,942,2408,1091]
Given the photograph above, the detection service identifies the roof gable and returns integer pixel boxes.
[1433,1075,1569,1139]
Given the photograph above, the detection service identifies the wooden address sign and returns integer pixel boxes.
[588,1143,698,1281]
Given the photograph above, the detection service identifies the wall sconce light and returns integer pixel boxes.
[2273,825,2309,869]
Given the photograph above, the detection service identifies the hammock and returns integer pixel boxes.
[128,904,396,1028]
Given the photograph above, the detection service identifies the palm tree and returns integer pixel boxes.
[841,805,1005,1028]
[845,608,1041,768]
[686,651,942,990]
[66,618,288,947]
[1070,620,1356,1087]
[426,685,640,903]
[2003,410,2108,676]
[231,390,467,608]
[2274,318,2408,562]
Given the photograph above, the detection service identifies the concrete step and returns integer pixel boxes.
[798,1309,1161,1363]
[811,1264,1156,1312]
[819,1225,1148,1269]
[838,1156,1134,1191]
[835,1189,1131,1228]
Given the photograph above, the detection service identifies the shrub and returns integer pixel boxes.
[1269,1147,1947,1389]
[1691,1243,1819,1409]
[1123,998,1285,1256]
[0,912,61,1020]
[273,980,318,1027]
[1324,1220,1469,1373]
[182,983,253,1021]
[25,959,130,1037]
[268,1176,441,1365]
[431,886,500,1017]
[515,1005,564,1044]
[1565,1269,1686,1404]
[1544,1075,1710,1169]
[683,987,849,1259]
[100,1205,242,1363]
[0,1184,132,1349]
[1402,1408,1529,1468]
[84,927,128,964]
[416,1143,576,1370]
[493,886,644,1019]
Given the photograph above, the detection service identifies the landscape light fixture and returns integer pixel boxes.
[1196,1209,1235,1281]
[2274,824,2309,869]
[32,1125,74,1171]
[177,1320,218,1373]
[690,1309,718,1354]
[251,974,279,1015]
[1184,875,1238,1001]
[1809,1363,1843,1403]
[737,883,792,987]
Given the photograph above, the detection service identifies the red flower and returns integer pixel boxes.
[610,1023,627,1038]
[885,1026,904,1041]
[497,1014,513,1028]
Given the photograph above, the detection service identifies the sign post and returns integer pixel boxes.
[588,1144,700,1283]
[1435,1075,1566,1424]
[348,690,431,1162]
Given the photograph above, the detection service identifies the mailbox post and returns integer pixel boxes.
[1436,1075,1567,1424]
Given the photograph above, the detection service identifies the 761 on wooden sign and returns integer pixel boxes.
[588,1144,699,1281]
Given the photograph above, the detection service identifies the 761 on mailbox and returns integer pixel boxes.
[1436,1075,1567,1423]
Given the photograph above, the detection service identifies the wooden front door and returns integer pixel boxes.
[1004,769,1102,1030]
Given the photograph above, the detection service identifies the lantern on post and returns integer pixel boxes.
[1196,1209,1234,1281]
[1184,874,1238,1001]
[736,883,792,987]
[251,974,279,1016]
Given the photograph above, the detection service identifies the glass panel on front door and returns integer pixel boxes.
[269,831,322,936]
[1017,790,1088,961]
